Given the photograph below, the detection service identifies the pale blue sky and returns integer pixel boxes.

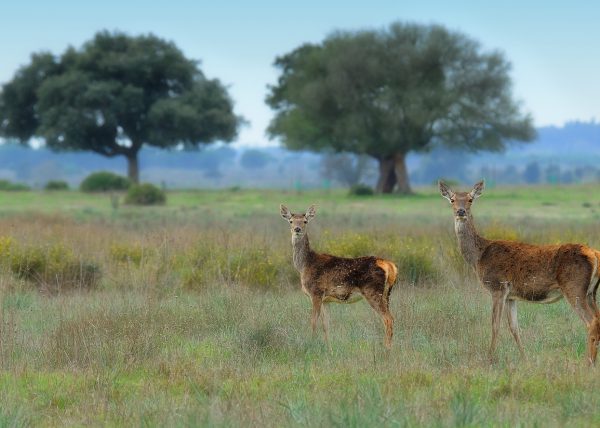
[1,0,599,146]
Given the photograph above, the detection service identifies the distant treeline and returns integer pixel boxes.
[1,121,599,189]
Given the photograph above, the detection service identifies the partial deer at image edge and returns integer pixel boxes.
[439,180,600,364]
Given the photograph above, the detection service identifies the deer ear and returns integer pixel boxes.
[470,181,485,199]
[438,180,455,203]
[280,204,292,220]
[305,205,316,222]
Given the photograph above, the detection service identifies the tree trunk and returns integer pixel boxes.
[126,153,140,184]
[394,152,412,194]
[375,157,397,193]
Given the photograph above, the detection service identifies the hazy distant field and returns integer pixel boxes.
[2,185,600,426]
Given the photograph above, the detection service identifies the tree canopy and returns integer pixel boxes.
[0,31,242,182]
[266,22,535,193]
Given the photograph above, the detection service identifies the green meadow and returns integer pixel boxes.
[2,185,600,426]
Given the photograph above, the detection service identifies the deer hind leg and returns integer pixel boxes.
[586,275,600,365]
[563,290,595,326]
[562,288,598,364]
[489,283,510,362]
[586,277,600,317]
[584,279,600,365]
[362,289,394,349]
[320,304,331,347]
[505,299,525,358]
[587,317,600,365]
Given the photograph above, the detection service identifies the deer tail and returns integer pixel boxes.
[376,259,398,305]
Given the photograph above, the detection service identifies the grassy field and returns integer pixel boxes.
[2,185,600,426]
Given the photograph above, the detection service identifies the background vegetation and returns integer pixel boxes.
[0,186,600,425]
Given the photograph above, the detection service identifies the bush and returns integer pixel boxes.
[482,222,520,241]
[110,243,144,265]
[389,238,439,286]
[44,180,69,191]
[80,171,131,192]
[348,184,374,196]
[180,244,292,290]
[124,183,166,206]
[4,240,101,291]
[0,180,30,191]
[322,232,377,258]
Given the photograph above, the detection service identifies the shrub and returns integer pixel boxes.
[348,184,374,196]
[124,183,166,206]
[110,243,144,265]
[180,244,291,290]
[227,249,280,288]
[179,245,220,289]
[381,238,439,286]
[396,248,437,285]
[80,171,131,192]
[7,242,101,291]
[0,180,30,191]
[44,180,69,190]
[321,232,377,258]
[483,222,520,241]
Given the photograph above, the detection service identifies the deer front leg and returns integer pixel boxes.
[310,294,323,337]
[489,283,510,362]
[320,304,333,352]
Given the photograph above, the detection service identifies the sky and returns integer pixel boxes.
[1,0,599,147]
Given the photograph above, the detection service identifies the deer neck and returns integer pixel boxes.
[454,214,487,267]
[292,233,312,271]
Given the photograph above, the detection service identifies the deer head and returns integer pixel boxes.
[438,180,484,222]
[280,204,316,238]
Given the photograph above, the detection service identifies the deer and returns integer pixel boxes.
[439,180,600,364]
[280,204,398,348]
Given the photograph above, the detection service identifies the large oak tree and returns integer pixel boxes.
[0,31,242,182]
[266,22,535,193]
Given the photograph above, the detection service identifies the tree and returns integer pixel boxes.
[0,31,242,183]
[266,22,535,193]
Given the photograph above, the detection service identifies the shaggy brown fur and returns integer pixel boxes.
[280,204,398,348]
[439,180,600,364]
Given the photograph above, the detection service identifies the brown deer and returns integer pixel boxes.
[439,180,600,364]
[280,204,398,348]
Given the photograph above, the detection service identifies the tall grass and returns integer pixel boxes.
[0,188,599,425]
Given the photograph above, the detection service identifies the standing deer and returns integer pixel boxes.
[439,180,600,364]
[280,204,398,348]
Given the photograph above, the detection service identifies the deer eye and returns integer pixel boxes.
[468,198,473,203]
[304,220,307,224]
[289,220,292,224]
[450,199,455,203]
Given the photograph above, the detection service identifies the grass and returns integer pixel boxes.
[0,184,600,425]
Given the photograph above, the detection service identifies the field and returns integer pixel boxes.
[2,185,600,426]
